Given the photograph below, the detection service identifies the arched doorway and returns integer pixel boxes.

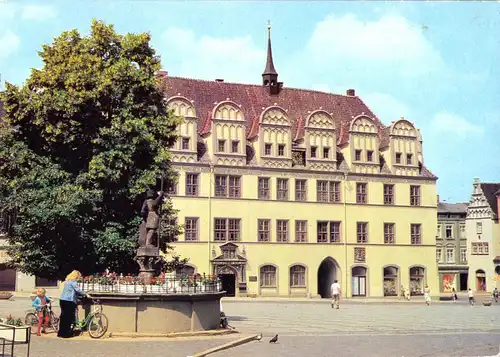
[476,269,486,291]
[352,266,367,297]
[383,266,399,296]
[0,264,16,291]
[218,265,237,297]
[409,266,425,296]
[317,257,339,298]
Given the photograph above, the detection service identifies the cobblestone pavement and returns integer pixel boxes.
[221,300,500,336]
[213,333,500,357]
[3,298,500,357]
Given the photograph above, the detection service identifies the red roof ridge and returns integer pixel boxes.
[165,75,364,100]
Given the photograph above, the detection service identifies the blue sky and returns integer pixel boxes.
[1,1,499,203]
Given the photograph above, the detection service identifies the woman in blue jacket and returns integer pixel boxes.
[57,270,87,338]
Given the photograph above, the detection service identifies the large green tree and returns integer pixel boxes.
[0,20,185,280]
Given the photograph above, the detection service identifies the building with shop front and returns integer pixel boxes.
[436,201,469,293]
[164,25,439,298]
[466,178,500,293]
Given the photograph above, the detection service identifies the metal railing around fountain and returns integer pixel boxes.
[78,273,222,295]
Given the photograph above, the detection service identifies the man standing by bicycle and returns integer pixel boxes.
[32,288,51,336]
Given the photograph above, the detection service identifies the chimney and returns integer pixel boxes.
[215,79,224,83]
[346,89,356,96]
[437,195,440,203]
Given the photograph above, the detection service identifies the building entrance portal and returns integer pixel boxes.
[219,274,236,297]
[317,257,338,298]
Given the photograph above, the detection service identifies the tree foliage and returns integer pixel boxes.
[0,20,185,280]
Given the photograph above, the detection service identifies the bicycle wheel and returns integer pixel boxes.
[88,313,108,339]
[49,312,60,332]
[24,313,38,335]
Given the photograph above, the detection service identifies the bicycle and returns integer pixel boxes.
[72,297,109,339]
[24,300,60,334]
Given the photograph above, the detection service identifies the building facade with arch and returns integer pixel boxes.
[162,25,439,298]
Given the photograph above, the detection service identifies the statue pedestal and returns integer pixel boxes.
[135,246,163,285]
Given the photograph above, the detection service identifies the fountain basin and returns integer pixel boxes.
[82,292,225,334]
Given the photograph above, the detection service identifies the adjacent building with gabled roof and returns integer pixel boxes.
[466,178,500,293]
[164,24,439,298]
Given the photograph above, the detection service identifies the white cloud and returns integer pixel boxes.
[21,4,56,21]
[430,112,484,138]
[300,13,444,78]
[0,30,20,59]
[160,27,265,84]
[362,92,411,124]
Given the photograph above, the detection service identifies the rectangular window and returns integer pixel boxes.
[410,185,420,206]
[231,140,239,153]
[215,175,241,198]
[446,248,454,263]
[459,223,466,237]
[471,242,489,255]
[264,143,272,156]
[228,176,241,198]
[395,152,402,164]
[367,150,373,162]
[218,139,226,152]
[228,219,241,241]
[406,153,413,165]
[258,219,270,242]
[215,175,227,197]
[355,149,362,161]
[384,223,395,244]
[214,218,227,242]
[167,182,177,195]
[317,221,341,243]
[357,222,368,243]
[295,220,308,243]
[35,276,58,288]
[185,217,198,241]
[295,179,307,201]
[276,220,289,242]
[323,147,330,159]
[260,266,276,287]
[278,144,285,156]
[258,177,270,199]
[181,137,190,150]
[317,181,341,203]
[277,178,289,201]
[445,225,453,239]
[383,184,394,205]
[411,224,422,245]
[356,183,367,204]
[436,248,442,263]
[185,173,199,196]
[290,266,306,287]
[310,146,317,158]
[476,222,482,234]
[437,224,441,238]
[460,248,467,263]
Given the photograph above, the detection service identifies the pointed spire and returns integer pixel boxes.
[263,21,278,76]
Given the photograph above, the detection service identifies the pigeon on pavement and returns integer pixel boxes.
[269,334,278,343]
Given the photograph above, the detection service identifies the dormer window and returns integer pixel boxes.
[310,146,317,158]
[278,144,285,156]
[181,137,190,150]
[355,150,362,161]
[406,153,413,165]
[367,150,373,162]
[323,147,330,159]
[395,152,402,164]
[218,140,226,152]
[232,140,239,153]
[264,143,272,156]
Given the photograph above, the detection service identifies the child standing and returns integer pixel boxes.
[32,288,51,336]
[424,285,431,306]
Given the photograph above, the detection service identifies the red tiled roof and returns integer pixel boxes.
[161,75,382,140]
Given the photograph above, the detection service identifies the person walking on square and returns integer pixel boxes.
[451,287,458,303]
[468,288,475,306]
[330,280,341,309]
[424,285,431,306]
[57,270,87,338]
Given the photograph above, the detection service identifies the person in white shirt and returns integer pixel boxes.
[423,285,431,306]
[468,288,474,306]
[330,280,341,309]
